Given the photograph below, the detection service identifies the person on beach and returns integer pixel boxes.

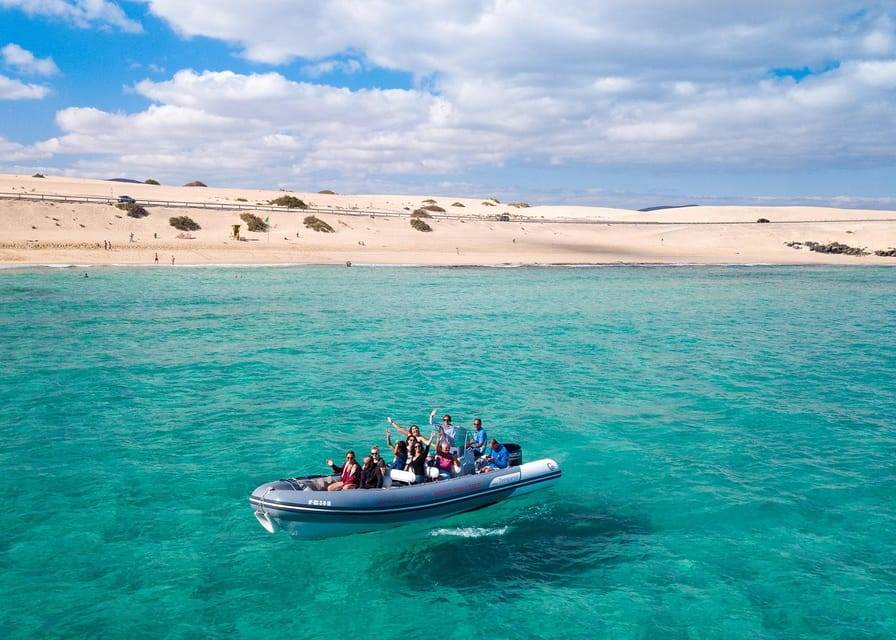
[359,455,383,489]
[405,434,434,483]
[171,255,175,265]
[326,450,360,491]
[154,252,159,263]
[478,439,509,473]
[467,418,488,459]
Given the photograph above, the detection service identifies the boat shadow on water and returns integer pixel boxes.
[392,501,651,591]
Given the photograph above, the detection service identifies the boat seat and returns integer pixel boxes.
[389,468,418,484]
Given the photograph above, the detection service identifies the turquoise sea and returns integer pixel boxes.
[1,265,894,639]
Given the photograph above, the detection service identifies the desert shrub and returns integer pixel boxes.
[509,202,530,208]
[410,208,432,218]
[116,202,149,218]
[420,204,445,212]
[32,173,45,178]
[756,218,770,223]
[318,189,337,194]
[169,215,200,231]
[451,202,465,207]
[411,218,432,232]
[240,212,268,232]
[269,195,308,209]
[183,180,207,187]
[422,198,437,204]
[482,201,496,206]
[489,197,500,203]
[144,179,160,185]
[236,197,248,202]
[303,215,334,232]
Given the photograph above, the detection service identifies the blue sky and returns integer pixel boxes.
[1,1,895,209]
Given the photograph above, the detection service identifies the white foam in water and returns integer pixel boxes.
[430,526,509,538]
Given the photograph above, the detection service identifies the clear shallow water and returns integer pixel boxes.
[1,266,894,639]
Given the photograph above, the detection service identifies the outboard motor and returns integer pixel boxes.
[504,443,523,467]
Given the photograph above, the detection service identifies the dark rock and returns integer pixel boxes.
[804,241,868,256]
[756,218,770,223]
[874,248,896,257]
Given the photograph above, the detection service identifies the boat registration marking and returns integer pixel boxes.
[308,499,332,506]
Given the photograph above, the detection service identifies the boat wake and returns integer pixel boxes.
[429,526,509,538]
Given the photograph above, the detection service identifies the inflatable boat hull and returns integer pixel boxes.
[249,458,561,539]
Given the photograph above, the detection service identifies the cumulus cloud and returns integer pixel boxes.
[0,72,49,99]
[5,1,896,201]
[0,0,141,32]
[1,43,59,75]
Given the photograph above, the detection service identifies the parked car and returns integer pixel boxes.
[496,213,510,222]
[118,195,136,204]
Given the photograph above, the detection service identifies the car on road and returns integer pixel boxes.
[117,195,136,204]
[496,213,510,222]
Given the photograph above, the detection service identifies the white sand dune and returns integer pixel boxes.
[1,174,895,266]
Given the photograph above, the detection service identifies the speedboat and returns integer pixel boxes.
[248,442,561,540]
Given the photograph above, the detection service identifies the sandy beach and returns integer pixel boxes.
[2,174,895,266]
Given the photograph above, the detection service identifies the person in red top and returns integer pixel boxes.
[326,450,360,491]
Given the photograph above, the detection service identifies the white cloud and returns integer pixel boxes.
[5,2,896,199]
[0,72,49,99]
[1,43,59,76]
[303,59,363,78]
[0,0,141,32]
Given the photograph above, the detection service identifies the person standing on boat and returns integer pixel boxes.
[430,409,457,448]
[479,440,509,472]
[326,450,360,491]
[467,418,488,459]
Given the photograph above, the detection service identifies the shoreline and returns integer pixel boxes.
[3,260,895,270]
[2,174,895,268]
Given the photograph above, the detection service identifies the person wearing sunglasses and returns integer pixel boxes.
[429,408,457,449]
[404,432,434,483]
[359,455,384,489]
[467,418,488,459]
[326,450,360,491]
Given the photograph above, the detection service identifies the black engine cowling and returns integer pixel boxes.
[504,443,523,466]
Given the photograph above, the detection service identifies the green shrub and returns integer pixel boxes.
[451,202,465,207]
[144,179,160,185]
[32,173,46,178]
[411,218,432,232]
[240,212,268,232]
[303,215,334,232]
[116,202,149,218]
[318,189,337,195]
[509,202,530,208]
[422,198,437,204]
[269,195,308,208]
[236,197,248,202]
[183,180,207,187]
[420,204,445,212]
[482,201,496,206]
[169,216,200,231]
[410,208,432,218]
